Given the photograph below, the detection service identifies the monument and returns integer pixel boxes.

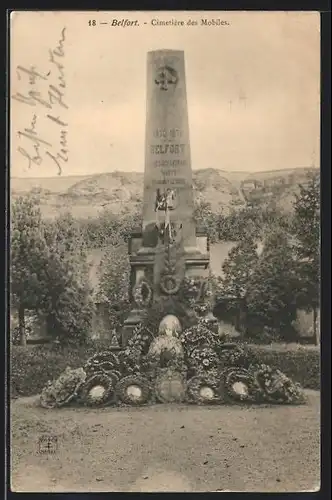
[39,53,306,407]
[121,50,216,346]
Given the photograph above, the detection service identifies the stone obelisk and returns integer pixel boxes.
[121,50,212,347]
[142,49,196,251]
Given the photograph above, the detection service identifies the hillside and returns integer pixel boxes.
[11,167,318,219]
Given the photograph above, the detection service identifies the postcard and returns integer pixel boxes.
[9,10,320,493]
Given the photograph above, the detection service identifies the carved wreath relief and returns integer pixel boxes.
[155,66,178,91]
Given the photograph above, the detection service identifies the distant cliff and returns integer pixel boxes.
[11,167,318,219]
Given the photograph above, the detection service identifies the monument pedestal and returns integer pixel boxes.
[121,229,217,346]
[122,308,145,347]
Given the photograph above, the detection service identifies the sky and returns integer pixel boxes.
[10,11,320,178]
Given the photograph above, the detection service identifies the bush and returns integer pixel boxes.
[244,343,320,390]
[244,326,293,344]
[10,341,112,398]
[10,342,320,398]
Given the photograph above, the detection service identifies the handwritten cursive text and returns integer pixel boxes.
[13,27,69,175]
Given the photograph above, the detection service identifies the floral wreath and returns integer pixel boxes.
[179,277,203,302]
[187,346,220,372]
[159,274,181,295]
[249,364,306,404]
[80,372,115,407]
[187,374,220,404]
[115,375,152,405]
[132,279,153,308]
[221,367,258,403]
[180,322,218,351]
[40,367,87,409]
[40,384,57,409]
[84,350,121,375]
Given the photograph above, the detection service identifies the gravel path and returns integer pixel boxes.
[10,391,320,493]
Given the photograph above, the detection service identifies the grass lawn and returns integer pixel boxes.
[10,390,320,493]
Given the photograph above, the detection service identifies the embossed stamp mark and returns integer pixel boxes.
[37,435,58,454]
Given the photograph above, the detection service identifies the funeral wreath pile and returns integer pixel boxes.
[39,317,306,409]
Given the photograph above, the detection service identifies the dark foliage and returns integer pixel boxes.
[11,342,319,398]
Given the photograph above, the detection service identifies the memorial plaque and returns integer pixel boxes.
[143,50,196,248]
[155,368,187,403]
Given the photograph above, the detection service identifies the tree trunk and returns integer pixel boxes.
[239,305,246,337]
[18,305,26,347]
[313,307,318,345]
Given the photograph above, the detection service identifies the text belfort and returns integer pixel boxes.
[109,19,230,27]
[151,144,186,155]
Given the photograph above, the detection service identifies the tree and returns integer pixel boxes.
[194,200,219,242]
[11,199,94,345]
[77,207,142,249]
[218,207,263,242]
[292,173,320,342]
[218,236,259,299]
[96,244,131,332]
[45,212,87,256]
[10,196,50,346]
[215,236,259,332]
[119,210,142,242]
[246,229,299,339]
[43,212,94,344]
